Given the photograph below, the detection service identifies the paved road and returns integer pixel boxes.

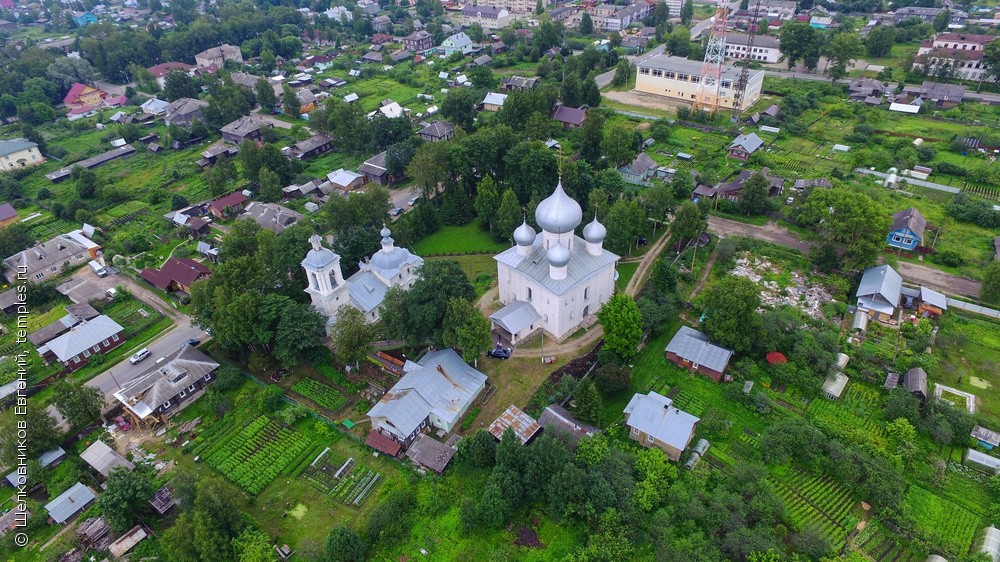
[690,17,714,41]
[706,215,982,298]
[388,185,422,217]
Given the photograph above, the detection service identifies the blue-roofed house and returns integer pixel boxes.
[73,11,98,26]
[856,265,902,322]
[624,391,699,461]
[664,326,734,382]
[440,32,475,56]
[301,227,423,330]
[887,207,926,252]
[45,482,96,524]
[367,348,487,450]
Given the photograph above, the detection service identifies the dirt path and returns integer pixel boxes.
[706,215,982,298]
[625,227,672,296]
[603,89,685,114]
[686,254,718,302]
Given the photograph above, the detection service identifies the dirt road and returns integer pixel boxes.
[706,215,982,298]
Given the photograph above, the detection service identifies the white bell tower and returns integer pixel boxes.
[301,234,348,318]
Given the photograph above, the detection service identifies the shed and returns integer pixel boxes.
[904,367,928,401]
[108,525,147,557]
[822,372,849,400]
[45,482,96,524]
[966,449,1000,474]
[884,371,900,390]
[973,425,1000,450]
[537,404,600,444]
[80,440,134,478]
[405,434,454,474]
[852,310,869,332]
[835,353,850,371]
[149,485,177,515]
[488,404,542,445]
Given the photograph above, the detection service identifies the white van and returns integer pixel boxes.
[89,260,107,277]
[129,348,151,364]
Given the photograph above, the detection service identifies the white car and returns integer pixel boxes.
[407,195,420,206]
[129,348,151,364]
[786,197,795,205]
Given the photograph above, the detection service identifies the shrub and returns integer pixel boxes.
[594,364,630,395]
[931,250,965,267]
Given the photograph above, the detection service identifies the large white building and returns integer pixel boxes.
[724,33,782,64]
[914,32,997,81]
[491,181,619,343]
[635,54,764,111]
[301,227,422,329]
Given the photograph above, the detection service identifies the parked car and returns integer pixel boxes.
[636,236,648,247]
[407,195,421,206]
[129,348,151,364]
[786,197,794,205]
[487,344,511,359]
[114,416,130,431]
[183,338,200,347]
[389,207,403,217]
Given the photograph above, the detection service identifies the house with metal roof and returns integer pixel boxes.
[366,348,487,451]
[27,303,99,348]
[208,191,248,218]
[728,133,765,160]
[358,151,397,186]
[3,228,101,284]
[537,404,600,444]
[888,207,927,251]
[36,315,125,372]
[140,257,211,293]
[440,32,475,56]
[286,133,333,159]
[242,202,303,235]
[113,345,220,424]
[140,98,170,116]
[664,326,734,382]
[220,115,272,144]
[550,105,587,129]
[856,264,902,322]
[918,286,948,318]
[0,138,44,170]
[480,92,508,111]
[301,228,423,328]
[489,300,541,344]
[488,405,542,444]
[619,152,659,186]
[624,391,700,461]
[418,120,457,142]
[164,97,209,127]
[80,440,134,478]
[327,168,365,191]
[45,482,96,524]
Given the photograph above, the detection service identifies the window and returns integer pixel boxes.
[584,287,590,300]
[92,345,100,353]
[188,384,197,392]
[892,236,901,242]
[162,400,171,409]
[102,339,109,346]
[632,427,638,435]
[903,238,912,245]
[83,350,91,358]
[652,69,663,77]
[205,373,213,381]
[639,67,649,75]
[73,356,81,364]
[646,434,653,443]
[527,287,532,301]
[112,334,119,341]
[180,390,187,398]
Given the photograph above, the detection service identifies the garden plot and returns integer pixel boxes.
[291,378,347,412]
[902,486,982,558]
[303,456,381,507]
[202,416,316,495]
[854,519,925,562]
[770,468,857,550]
[729,254,832,318]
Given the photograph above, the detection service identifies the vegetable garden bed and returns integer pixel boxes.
[202,416,315,494]
[770,468,858,552]
[291,379,347,412]
[854,519,925,562]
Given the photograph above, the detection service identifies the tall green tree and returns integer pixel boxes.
[796,188,889,269]
[163,70,198,100]
[680,0,693,24]
[232,529,277,562]
[255,78,278,110]
[779,22,823,71]
[0,402,60,466]
[381,261,477,346]
[981,262,1000,306]
[825,32,864,82]
[701,276,763,354]
[597,293,644,363]
[97,465,157,532]
[865,26,897,58]
[580,12,594,34]
[441,298,492,362]
[494,189,523,242]
[737,173,770,216]
[572,378,603,424]
[441,87,478,132]
[579,111,606,165]
[52,380,103,430]
[282,84,301,117]
[257,167,282,202]
[324,527,367,562]
[407,141,452,202]
[605,199,646,255]
[603,123,637,167]
[670,200,705,246]
[474,175,500,231]
[561,71,581,107]
[332,306,375,368]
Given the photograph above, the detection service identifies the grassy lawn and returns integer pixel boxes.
[615,262,639,292]
[469,355,571,436]
[427,254,497,297]
[934,312,1000,419]
[412,223,510,255]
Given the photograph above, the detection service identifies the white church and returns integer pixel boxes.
[491,180,619,343]
[301,225,423,330]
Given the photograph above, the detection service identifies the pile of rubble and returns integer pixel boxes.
[730,254,833,318]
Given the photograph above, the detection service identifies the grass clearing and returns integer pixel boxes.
[413,223,510,255]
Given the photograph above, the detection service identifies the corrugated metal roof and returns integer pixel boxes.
[346,271,389,313]
[664,326,733,374]
[42,315,124,362]
[624,392,699,452]
[490,300,540,335]
[45,482,96,524]
[920,286,948,310]
[494,235,618,296]
[114,346,219,419]
[856,265,902,311]
[973,425,1000,447]
[488,404,541,444]
[80,440,134,477]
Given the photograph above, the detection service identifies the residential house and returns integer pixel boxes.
[488,405,542,444]
[472,0,545,14]
[358,151,398,185]
[145,62,194,89]
[893,6,968,26]
[550,105,587,129]
[164,98,209,127]
[623,391,699,461]
[113,345,221,424]
[461,5,512,29]
[480,92,507,111]
[389,50,413,64]
[72,11,98,26]
[974,426,1000,450]
[855,264,903,322]
[664,325,734,382]
[0,506,28,538]
[918,286,948,318]
[728,132,765,160]
[140,257,211,293]
[328,169,365,191]
[404,434,455,474]
[208,191,248,218]
[286,133,333,159]
[418,120,457,142]
[360,50,384,64]
[230,72,281,98]
[471,54,492,67]
[27,302,99,348]
[621,36,650,54]
[537,404,600,444]
[194,44,244,68]
[0,138,44,170]
[242,202,303,234]
[198,144,239,168]
[904,367,928,401]
[80,440,134,479]
[709,168,784,201]
[366,348,487,452]
[440,32,475,56]
[148,486,178,516]
[809,16,833,28]
[750,0,797,20]
[502,76,539,91]
[140,98,170,116]
[323,5,353,21]
[372,15,391,32]
[0,19,16,32]
[848,78,889,101]
[887,207,926,251]
[35,315,125,372]
[636,55,763,111]
[914,33,997,82]
[403,30,435,52]
[63,83,107,109]
[45,483,96,525]
[619,152,659,186]
[3,229,101,284]
[903,81,968,107]
[724,33,782,64]
[220,115,272,144]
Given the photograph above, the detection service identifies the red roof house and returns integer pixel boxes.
[208,191,248,218]
[140,258,211,293]
[64,83,108,109]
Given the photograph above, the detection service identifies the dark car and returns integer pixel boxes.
[636,236,648,247]
[487,344,511,359]
[183,338,200,347]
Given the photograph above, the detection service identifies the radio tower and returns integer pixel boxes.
[732,0,764,122]
[692,0,732,114]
